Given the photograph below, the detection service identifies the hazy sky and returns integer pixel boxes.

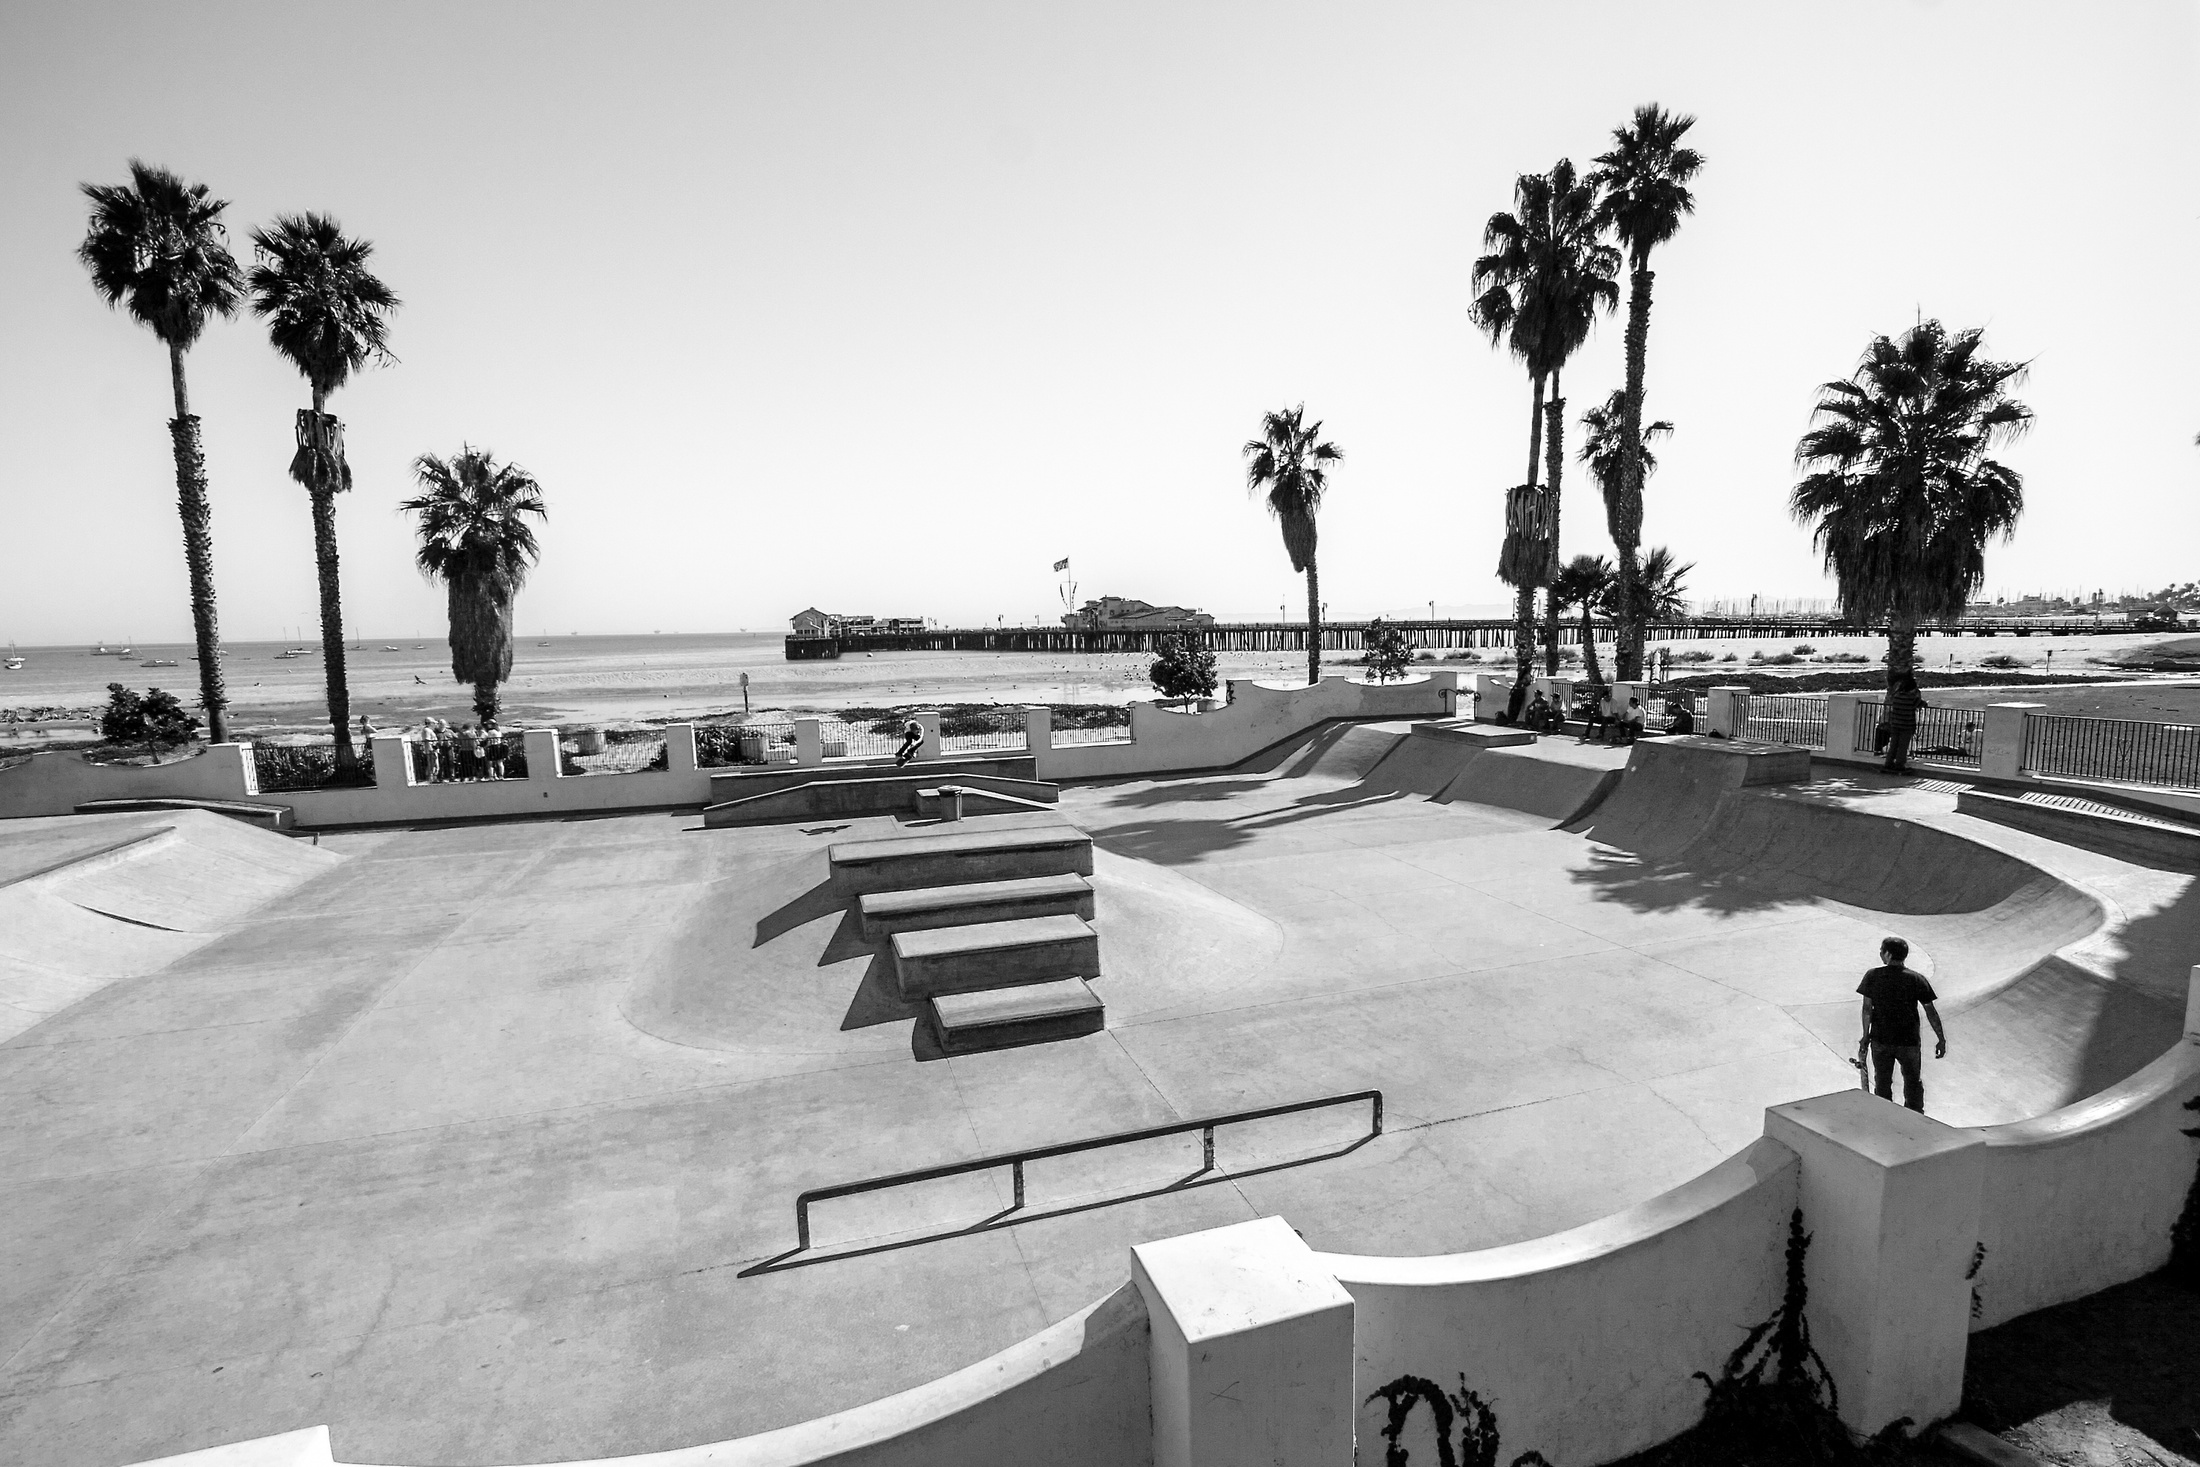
[2,1,2195,644]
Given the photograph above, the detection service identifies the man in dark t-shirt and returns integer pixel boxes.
[1856,935,1946,1112]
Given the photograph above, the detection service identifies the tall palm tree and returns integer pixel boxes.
[1630,545,1694,623]
[1790,321,2029,689]
[400,448,547,721]
[248,213,400,773]
[1470,159,1620,697]
[1548,553,1615,688]
[1244,404,1343,687]
[77,161,244,744]
[1591,105,1704,682]
[1579,390,1673,650]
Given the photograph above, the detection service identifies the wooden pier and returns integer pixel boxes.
[786,616,2112,660]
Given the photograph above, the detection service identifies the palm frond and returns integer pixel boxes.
[77,160,242,351]
[248,212,400,398]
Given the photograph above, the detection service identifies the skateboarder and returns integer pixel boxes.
[894,718,924,766]
[1856,936,1946,1112]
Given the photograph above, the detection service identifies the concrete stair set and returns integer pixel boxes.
[829,822,1104,1053]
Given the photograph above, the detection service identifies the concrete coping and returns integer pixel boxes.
[1317,1136,1797,1286]
[890,914,1094,959]
[829,825,1089,866]
[859,874,1091,915]
[1975,1034,2200,1151]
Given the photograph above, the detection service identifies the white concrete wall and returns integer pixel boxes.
[1319,1137,1800,1467]
[1034,673,1459,781]
[1967,981,2200,1328]
[0,744,256,819]
[127,1286,1153,1467]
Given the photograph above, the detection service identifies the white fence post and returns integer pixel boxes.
[1533,676,1576,713]
[1763,1092,1985,1438]
[1472,673,1511,721]
[914,711,942,761]
[665,723,698,773]
[1825,693,1863,760]
[220,741,260,796]
[1707,686,1749,738]
[794,718,823,766]
[522,727,561,780]
[368,733,413,788]
[1132,1217,1355,1467]
[1981,703,2041,781]
[1023,706,1052,752]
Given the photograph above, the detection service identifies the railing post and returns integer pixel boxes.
[1982,702,2042,780]
[369,733,414,788]
[914,711,942,761]
[1707,686,1749,738]
[664,722,697,774]
[219,741,259,797]
[1012,1159,1025,1210]
[794,717,822,767]
[1202,1125,1215,1173]
[796,1197,811,1251]
[1824,693,1863,760]
[522,727,561,781]
[1023,705,1052,752]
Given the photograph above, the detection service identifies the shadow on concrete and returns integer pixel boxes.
[735,1129,1379,1276]
[1566,846,1797,918]
[1102,778,1278,809]
[842,953,920,1031]
[755,878,844,948]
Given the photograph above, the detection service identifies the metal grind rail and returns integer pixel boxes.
[792,1088,1383,1251]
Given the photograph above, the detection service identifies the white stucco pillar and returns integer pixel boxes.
[1611,680,1648,718]
[521,727,561,780]
[1131,1217,1355,1467]
[368,734,413,788]
[794,717,822,766]
[1472,674,1511,721]
[664,723,697,773]
[211,741,258,796]
[1023,706,1052,752]
[1825,693,1863,760]
[1532,675,1575,713]
[1707,686,1749,738]
[1763,1091,1986,1437]
[1981,703,2041,781]
[914,711,942,761]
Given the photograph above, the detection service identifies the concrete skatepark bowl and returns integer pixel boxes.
[2,726,2192,1466]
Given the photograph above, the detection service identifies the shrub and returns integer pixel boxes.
[1673,649,1716,664]
[1979,654,2023,670]
[1359,619,1415,683]
[100,682,200,759]
[1793,644,1817,655]
[1719,652,1739,662]
[1821,652,1869,664]
[1760,653,1801,666]
[1150,630,1219,698]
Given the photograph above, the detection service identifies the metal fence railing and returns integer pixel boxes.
[815,716,902,760]
[402,733,527,783]
[1050,724,1134,747]
[941,726,1027,754]
[1741,693,1829,749]
[696,721,797,768]
[2024,714,2200,791]
[570,732,666,775]
[1853,700,1982,769]
[252,740,376,792]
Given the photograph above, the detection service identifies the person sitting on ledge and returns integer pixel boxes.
[1665,700,1696,737]
[1578,688,1615,744]
[1618,696,1648,744]
[1523,689,1556,734]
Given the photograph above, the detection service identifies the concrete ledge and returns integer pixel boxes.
[1406,719,1535,748]
[891,914,1099,998]
[830,825,1093,895]
[707,756,1038,802]
[74,796,295,831]
[932,978,1106,1053]
[860,874,1095,939]
[1955,788,2200,869]
[704,773,1056,828]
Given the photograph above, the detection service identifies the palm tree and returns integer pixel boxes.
[248,214,400,773]
[1631,545,1694,623]
[1590,105,1704,682]
[1790,321,2029,689]
[77,161,244,744]
[1580,389,1673,649]
[1549,553,1615,688]
[1470,159,1621,697]
[400,448,547,721]
[1244,405,1343,688]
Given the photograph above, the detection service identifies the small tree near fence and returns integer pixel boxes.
[1361,618,1415,683]
[1149,630,1219,700]
[101,683,201,762]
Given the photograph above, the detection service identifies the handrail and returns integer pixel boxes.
[793,1088,1383,1250]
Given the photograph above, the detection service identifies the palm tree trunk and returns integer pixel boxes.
[1580,603,1605,688]
[165,342,228,746]
[473,680,499,722]
[1541,377,1567,676]
[1304,555,1322,687]
[1614,260,1654,680]
[305,391,356,772]
[1886,614,1917,692]
[1511,373,1547,712]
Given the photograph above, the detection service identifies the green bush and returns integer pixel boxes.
[1792,644,1817,655]
[1358,619,1415,683]
[1150,630,1220,699]
[1979,654,2024,670]
[100,683,199,759]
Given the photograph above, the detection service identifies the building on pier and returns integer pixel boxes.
[1062,596,1215,632]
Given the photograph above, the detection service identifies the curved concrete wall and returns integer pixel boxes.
[1318,1137,1801,1467]
[1968,1034,2200,1328]
[0,746,252,820]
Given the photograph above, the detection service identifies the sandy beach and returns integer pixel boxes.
[8,626,2200,736]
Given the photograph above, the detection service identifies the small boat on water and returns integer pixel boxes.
[140,659,179,668]
[3,657,24,672]
[89,642,134,656]
[382,645,402,652]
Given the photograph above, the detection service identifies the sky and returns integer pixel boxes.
[1,1,2196,645]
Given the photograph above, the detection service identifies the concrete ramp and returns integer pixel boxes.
[1249,722,1411,780]
[1437,743,1623,823]
[0,810,339,1041]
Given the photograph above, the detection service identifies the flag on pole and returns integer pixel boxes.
[1052,557,1070,572]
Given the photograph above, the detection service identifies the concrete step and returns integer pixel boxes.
[891,914,1100,999]
[830,823,1093,895]
[859,873,1095,940]
[930,978,1105,1054]
[703,772,1057,828]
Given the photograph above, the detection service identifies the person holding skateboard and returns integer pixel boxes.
[1855,936,1946,1112]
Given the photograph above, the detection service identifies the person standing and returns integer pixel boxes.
[1881,673,1924,773]
[1857,936,1946,1112]
[482,719,509,780]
